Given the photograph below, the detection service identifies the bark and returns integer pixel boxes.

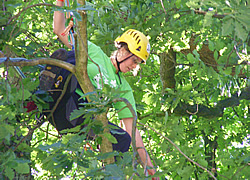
[203,132,218,179]
[159,48,176,90]
[174,86,250,118]
[75,0,114,164]
[181,35,248,78]
[181,35,219,73]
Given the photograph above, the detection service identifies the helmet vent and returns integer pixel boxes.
[137,39,141,44]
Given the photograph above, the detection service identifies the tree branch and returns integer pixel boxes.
[0,57,75,73]
[138,122,217,180]
[112,98,139,169]
[7,3,56,25]
[193,10,227,19]
[174,87,250,118]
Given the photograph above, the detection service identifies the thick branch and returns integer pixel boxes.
[173,87,250,118]
[0,57,75,73]
[159,49,176,90]
[193,10,227,19]
[75,0,114,164]
[75,1,94,94]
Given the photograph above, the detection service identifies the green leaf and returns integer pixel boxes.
[70,107,86,121]
[222,18,234,36]
[0,123,15,141]
[236,14,250,31]
[182,84,193,91]
[208,40,215,51]
[171,96,180,112]
[203,11,214,27]
[75,88,85,97]
[17,89,32,100]
[175,0,181,8]
[14,163,30,174]
[105,164,125,178]
[5,167,14,180]
[192,49,200,59]
[60,126,81,134]
[187,53,196,63]
[97,151,118,160]
[214,51,218,60]
[235,21,248,41]
[181,165,195,178]
[103,133,118,144]
[38,142,62,151]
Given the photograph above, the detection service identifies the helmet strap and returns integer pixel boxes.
[115,54,134,74]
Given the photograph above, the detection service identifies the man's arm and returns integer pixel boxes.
[122,117,158,179]
[53,0,72,49]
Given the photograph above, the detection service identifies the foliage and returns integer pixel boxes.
[0,0,249,179]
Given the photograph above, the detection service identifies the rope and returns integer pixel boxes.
[61,0,75,49]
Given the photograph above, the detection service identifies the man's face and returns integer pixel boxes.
[119,53,142,73]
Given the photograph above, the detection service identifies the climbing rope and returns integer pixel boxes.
[61,0,75,49]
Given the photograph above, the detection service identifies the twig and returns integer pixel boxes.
[31,138,47,148]
[14,115,44,151]
[230,163,249,180]
[112,98,139,171]
[138,122,217,180]
[8,3,56,25]
[136,147,149,175]
[38,127,61,138]
[147,129,158,167]
[160,0,167,16]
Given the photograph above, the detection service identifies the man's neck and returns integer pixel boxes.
[110,57,119,73]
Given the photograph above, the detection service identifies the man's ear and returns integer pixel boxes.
[117,46,129,58]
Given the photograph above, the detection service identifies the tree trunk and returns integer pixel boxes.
[159,49,176,90]
[203,131,218,179]
[75,0,114,164]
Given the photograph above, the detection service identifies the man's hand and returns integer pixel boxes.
[147,168,159,180]
[122,118,159,179]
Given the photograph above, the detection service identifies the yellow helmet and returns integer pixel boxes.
[115,29,150,63]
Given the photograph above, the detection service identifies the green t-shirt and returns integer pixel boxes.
[87,41,136,119]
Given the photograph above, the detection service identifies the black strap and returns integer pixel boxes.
[115,54,134,84]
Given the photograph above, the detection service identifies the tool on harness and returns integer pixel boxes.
[55,75,63,88]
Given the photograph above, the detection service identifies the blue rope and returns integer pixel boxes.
[64,0,75,49]
[70,30,75,50]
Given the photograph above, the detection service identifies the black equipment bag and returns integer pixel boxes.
[46,51,87,131]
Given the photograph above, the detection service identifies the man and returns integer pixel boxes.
[41,0,158,178]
